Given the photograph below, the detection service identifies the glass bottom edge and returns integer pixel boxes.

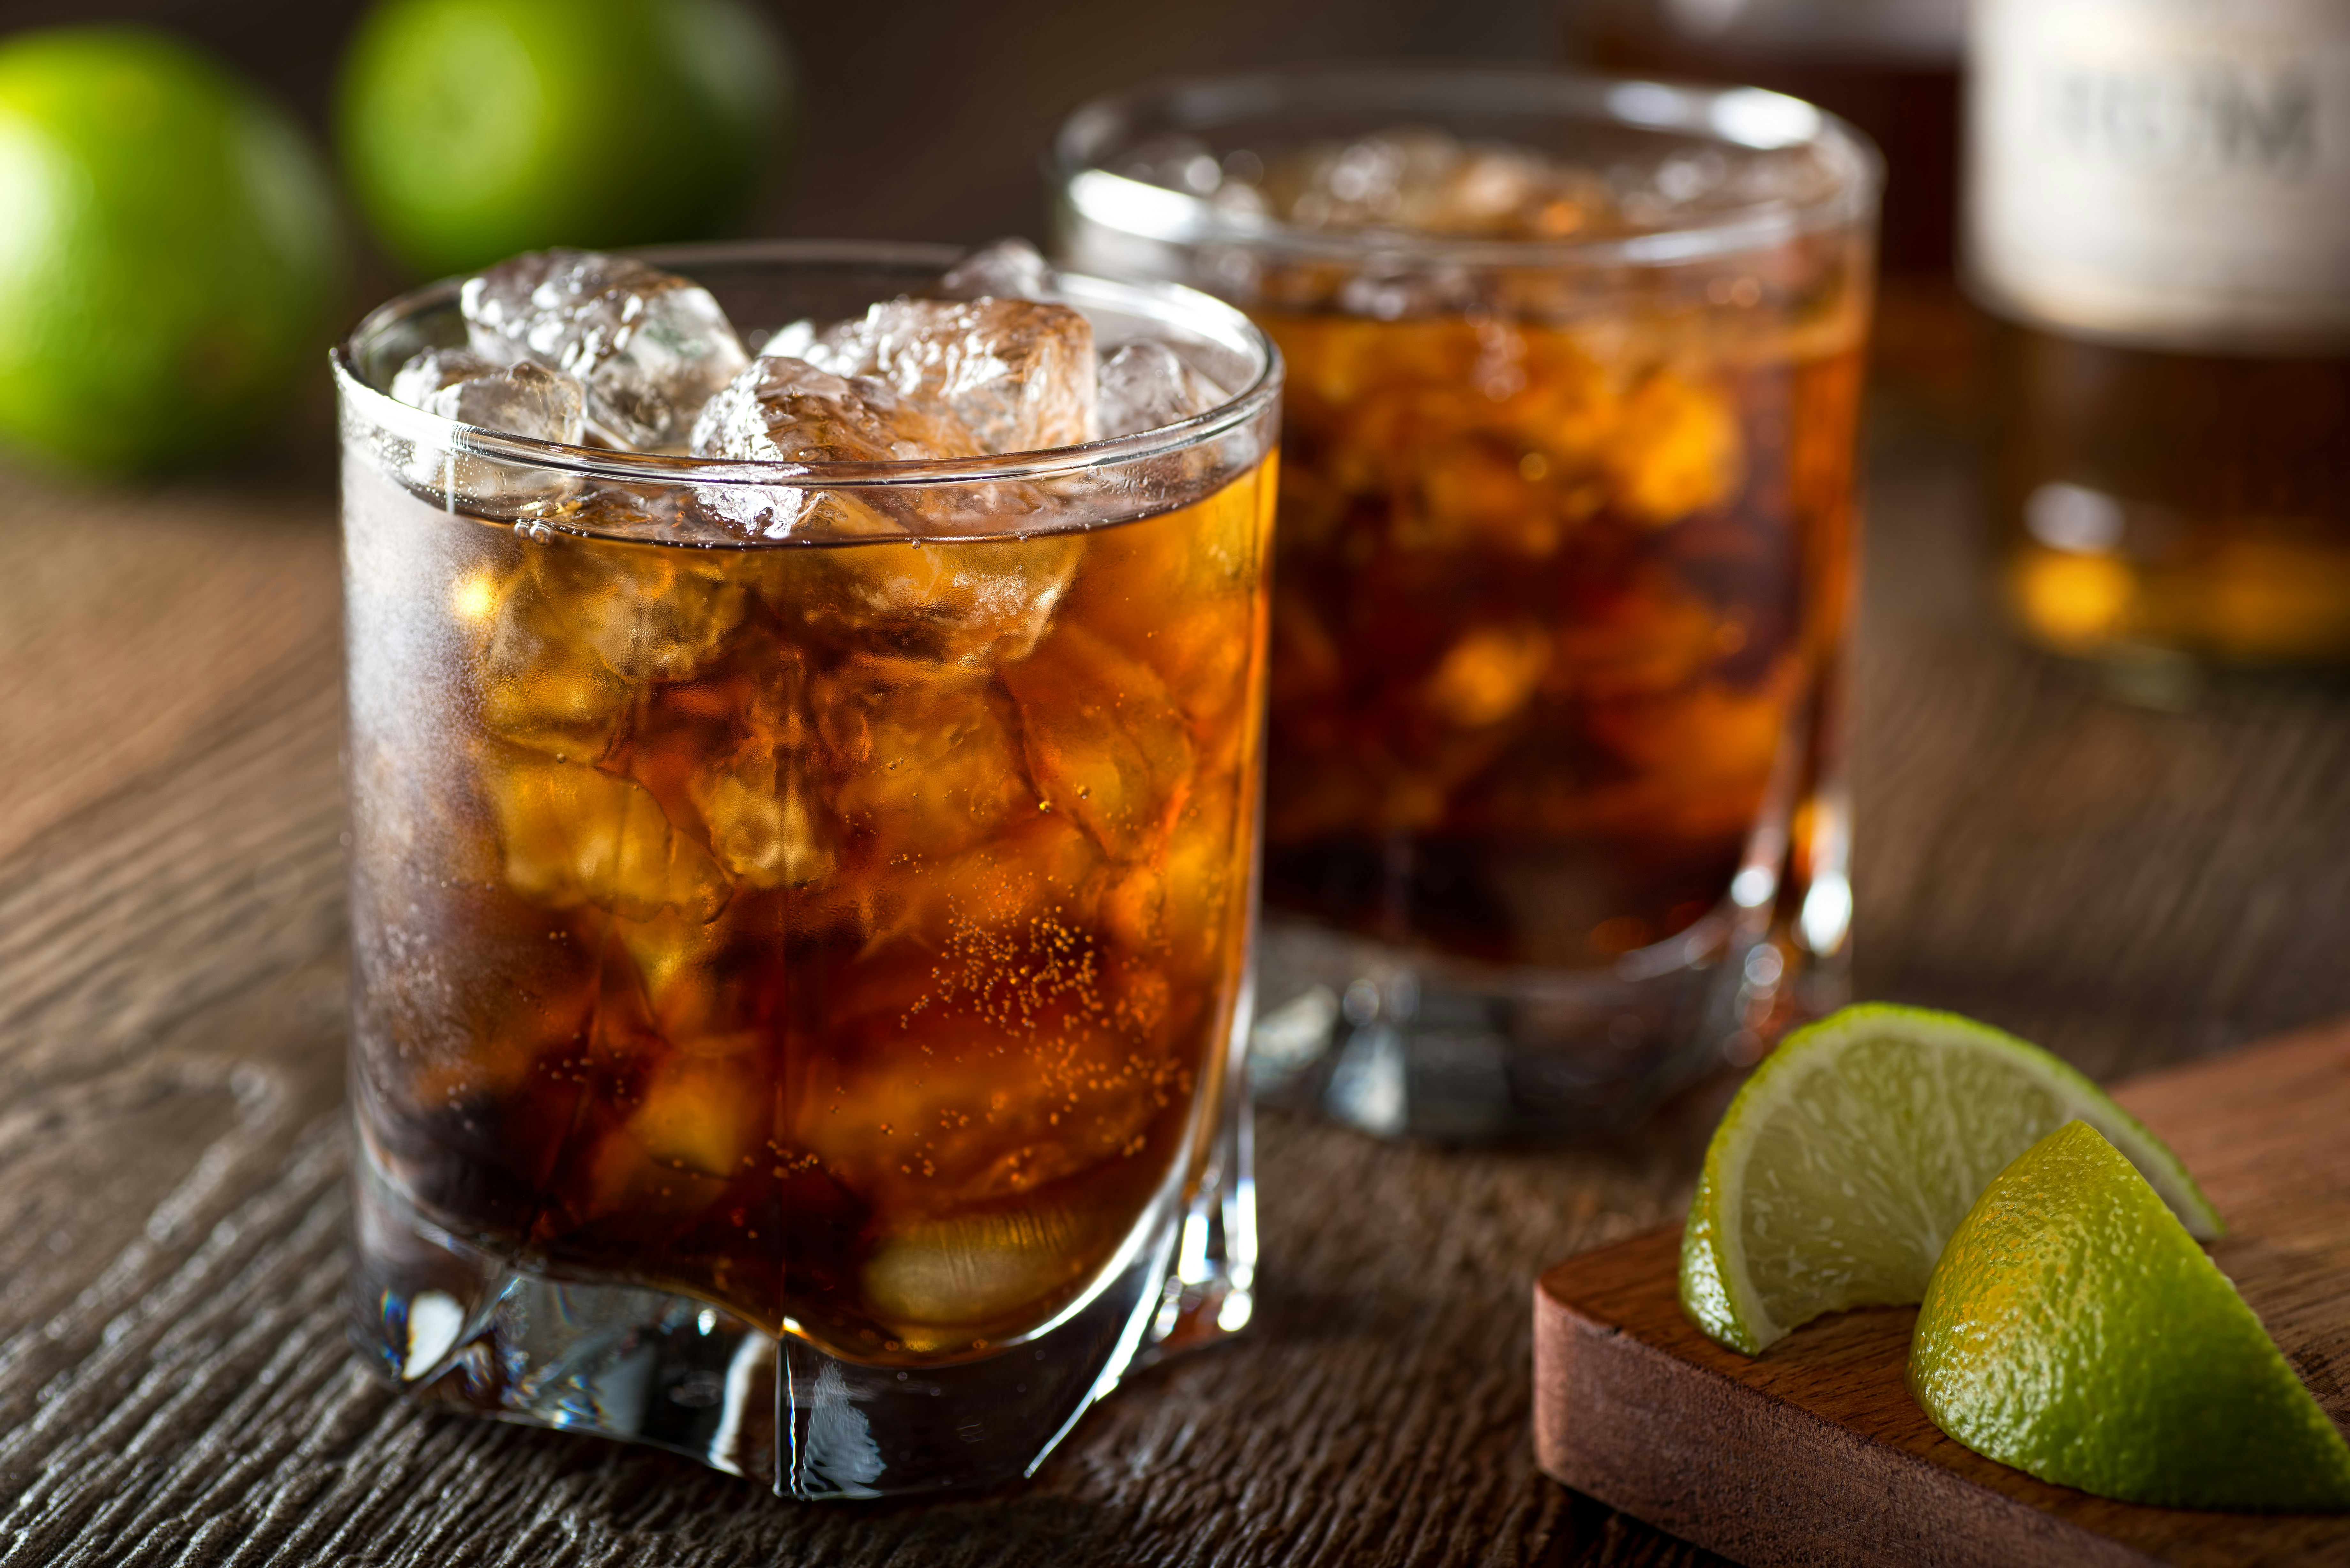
[1246,911,1848,1142]
[345,1105,1254,1500]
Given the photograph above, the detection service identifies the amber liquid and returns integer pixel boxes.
[1256,308,1864,970]
[1991,320,2350,666]
[346,462,1275,1364]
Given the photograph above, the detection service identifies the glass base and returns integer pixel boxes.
[1246,911,1846,1142]
[346,1104,1254,1499]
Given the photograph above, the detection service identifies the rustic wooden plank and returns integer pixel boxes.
[1533,1020,2350,1568]
[0,469,342,870]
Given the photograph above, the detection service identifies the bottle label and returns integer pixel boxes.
[1967,0,2350,348]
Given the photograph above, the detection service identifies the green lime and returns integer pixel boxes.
[336,0,792,279]
[1679,1004,2219,1355]
[0,26,343,472]
[1912,1120,2350,1510]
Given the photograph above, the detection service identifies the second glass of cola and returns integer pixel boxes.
[1056,71,1878,1138]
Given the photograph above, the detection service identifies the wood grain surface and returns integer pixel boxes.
[1533,1020,2350,1568]
[5,372,2350,1567]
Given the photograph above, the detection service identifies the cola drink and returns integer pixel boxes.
[1054,73,1876,1135]
[1256,307,1862,970]
[339,243,1279,1493]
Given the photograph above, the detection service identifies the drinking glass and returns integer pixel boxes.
[1053,71,1876,1138]
[337,241,1281,1497]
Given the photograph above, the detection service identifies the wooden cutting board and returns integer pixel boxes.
[1533,1018,2350,1568]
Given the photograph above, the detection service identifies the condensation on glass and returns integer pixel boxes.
[1053,71,1877,1139]
[336,243,1281,1498]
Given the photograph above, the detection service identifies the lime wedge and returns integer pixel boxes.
[1679,1004,2220,1354]
[1912,1120,2350,1510]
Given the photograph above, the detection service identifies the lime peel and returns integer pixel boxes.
[1679,1004,2220,1355]
[1911,1120,2350,1511]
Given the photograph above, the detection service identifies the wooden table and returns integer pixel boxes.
[5,366,2350,1566]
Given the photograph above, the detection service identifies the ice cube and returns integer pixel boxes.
[385,350,459,409]
[930,237,1055,302]
[1421,622,1553,728]
[1096,771,1243,975]
[1413,143,1607,238]
[386,347,586,506]
[690,355,1086,662]
[860,1203,1095,1331]
[1583,674,1794,841]
[525,538,750,685]
[1057,469,1267,739]
[1258,128,1611,240]
[688,354,983,540]
[689,737,838,890]
[1000,623,1194,862]
[799,297,1096,453]
[1288,128,1459,229]
[838,528,1087,663]
[815,799,1105,966]
[1605,371,1744,526]
[389,347,584,442]
[618,907,765,1052]
[461,249,749,453]
[623,1051,769,1179]
[794,959,1167,1208]
[471,563,631,758]
[1157,779,1243,966]
[479,748,732,922]
[692,354,982,465]
[1093,340,1229,438]
[509,479,699,545]
[1587,673,1791,778]
[811,660,1035,860]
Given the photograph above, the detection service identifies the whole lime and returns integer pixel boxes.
[0,27,344,473]
[336,0,792,280]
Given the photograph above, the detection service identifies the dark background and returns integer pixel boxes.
[0,0,1577,257]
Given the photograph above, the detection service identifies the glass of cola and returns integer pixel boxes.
[1054,71,1877,1139]
[336,240,1280,1498]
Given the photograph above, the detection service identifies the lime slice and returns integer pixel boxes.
[1679,1004,2220,1354]
[1912,1120,2350,1510]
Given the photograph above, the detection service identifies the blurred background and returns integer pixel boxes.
[0,0,1977,475]
[0,0,1586,259]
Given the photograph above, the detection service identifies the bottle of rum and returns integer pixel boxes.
[1969,0,2350,670]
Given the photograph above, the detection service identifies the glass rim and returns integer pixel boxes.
[331,237,1282,489]
[1050,65,1883,269]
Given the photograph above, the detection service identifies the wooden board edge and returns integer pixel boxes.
[1531,1266,2156,1568]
